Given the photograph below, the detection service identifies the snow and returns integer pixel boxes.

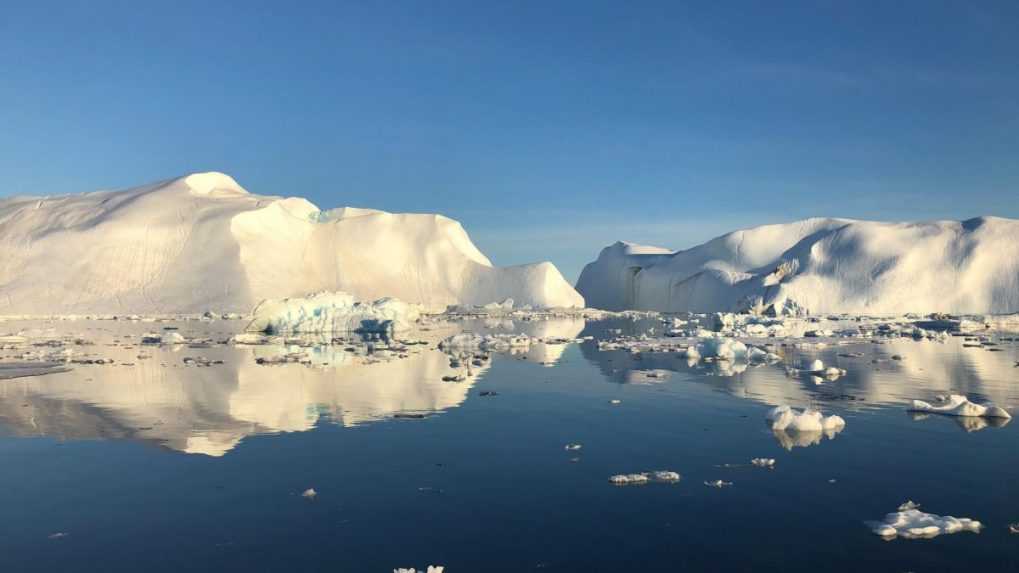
[576,216,1019,314]
[909,394,1011,419]
[869,501,982,539]
[0,172,583,314]
[246,292,421,334]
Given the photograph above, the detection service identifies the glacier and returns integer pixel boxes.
[576,217,1019,314]
[0,172,584,314]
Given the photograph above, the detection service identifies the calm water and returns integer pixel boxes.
[1,317,1018,572]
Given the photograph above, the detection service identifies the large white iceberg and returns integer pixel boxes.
[0,172,583,314]
[245,292,421,334]
[576,217,1019,314]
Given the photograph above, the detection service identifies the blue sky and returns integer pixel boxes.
[2,1,1017,280]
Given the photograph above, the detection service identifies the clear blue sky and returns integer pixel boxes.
[2,1,1017,280]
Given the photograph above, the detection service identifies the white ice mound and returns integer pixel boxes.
[869,501,982,539]
[909,394,1011,419]
[576,216,1019,314]
[245,292,421,334]
[766,405,846,433]
[0,172,583,314]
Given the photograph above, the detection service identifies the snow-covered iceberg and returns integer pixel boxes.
[576,217,1019,314]
[245,292,421,334]
[0,172,583,314]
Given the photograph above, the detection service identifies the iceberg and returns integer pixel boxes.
[577,217,1019,314]
[0,172,583,314]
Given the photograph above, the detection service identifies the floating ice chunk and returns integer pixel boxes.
[751,458,776,469]
[247,292,421,334]
[908,394,1011,419]
[766,405,846,432]
[802,359,825,373]
[609,473,649,485]
[231,333,269,345]
[301,488,317,499]
[868,502,982,539]
[140,330,186,342]
[610,471,679,485]
[695,337,747,361]
[704,480,732,488]
[564,443,582,451]
[394,567,444,573]
[438,333,531,352]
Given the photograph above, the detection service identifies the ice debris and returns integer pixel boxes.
[751,458,776,469]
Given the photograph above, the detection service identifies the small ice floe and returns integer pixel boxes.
[564,443,583,451]
[609,399,622,405]
[1009,523,1019,534]
[48,532,69,540]
[301,488,317,499]
[908,394,1011,419]
[609,473,649,485]
[751,458,776,469]
[609,471,680,485]
[704,480,732,488]
[394,567,444,573]
[868,501,982,540]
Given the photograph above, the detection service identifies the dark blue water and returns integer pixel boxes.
[1,318,1018,572]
